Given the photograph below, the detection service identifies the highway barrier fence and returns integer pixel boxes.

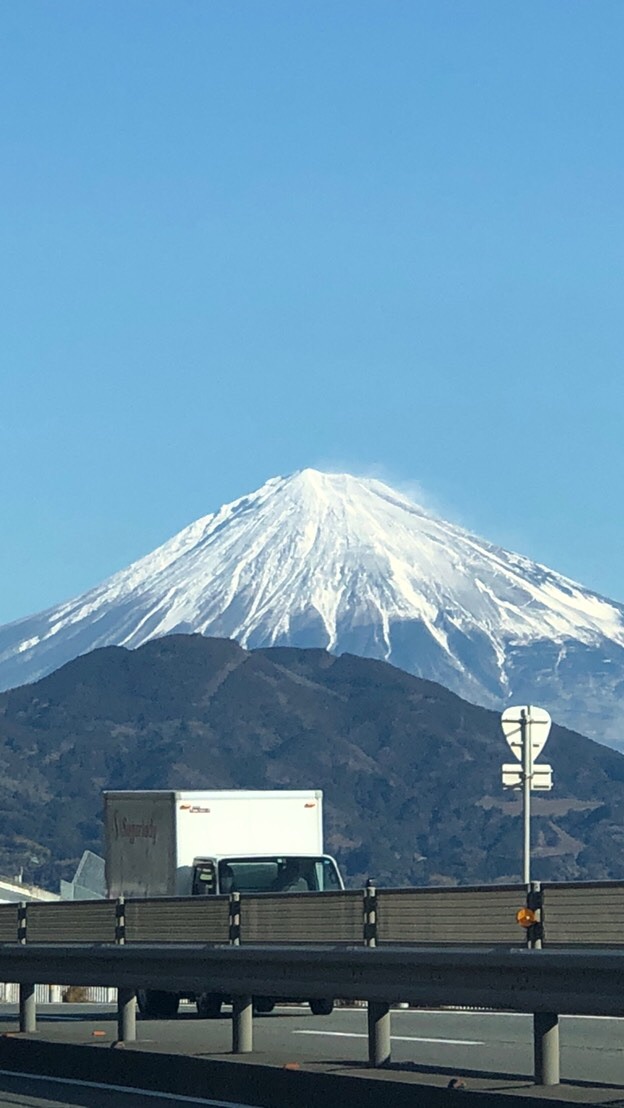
[2,879,624,1086]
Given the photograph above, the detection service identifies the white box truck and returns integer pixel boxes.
[104,789,343,1019]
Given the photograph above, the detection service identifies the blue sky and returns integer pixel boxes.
[2,1,623,623]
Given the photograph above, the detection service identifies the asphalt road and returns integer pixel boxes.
[0,1069,253,1108]
[0,1004,623,1105]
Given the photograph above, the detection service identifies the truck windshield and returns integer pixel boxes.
[218,856,341,894]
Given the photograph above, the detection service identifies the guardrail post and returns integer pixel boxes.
[117,987,137,1043]
[364,883,390,1066]
[17,902,36,1033]
[229,892,241,945]
[115,897,126,945]
[528,883,543,949]
[17,901,27,944]
[114,897,137,1042]
[367,1001,391,1067]
[364,880,377,946]
[19,982,36,1034]
[232,995,253,1053]
[534,1011,560,1085]
[228,893,252,1052]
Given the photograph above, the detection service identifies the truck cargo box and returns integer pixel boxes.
[104,789,325,898]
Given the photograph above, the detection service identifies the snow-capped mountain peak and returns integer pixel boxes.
[2,469,624,745]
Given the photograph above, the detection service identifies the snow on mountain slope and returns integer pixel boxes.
[2,469,624,744]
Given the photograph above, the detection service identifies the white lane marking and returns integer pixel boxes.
[292,1030,484,1046]
[0,1068,253,1106]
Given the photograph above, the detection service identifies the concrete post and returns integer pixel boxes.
[232,994,253,1053]
[117,987,137,1043]
[534,1011,560,1085]
[19,982,36,1033]
[367,1000,391,1067]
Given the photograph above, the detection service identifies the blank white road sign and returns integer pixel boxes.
[502,762,553,790]
[501,705,552,765]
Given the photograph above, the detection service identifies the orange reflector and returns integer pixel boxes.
[516,907,537,928]
[283,1062,301,1070]
[91,1030,107,1037]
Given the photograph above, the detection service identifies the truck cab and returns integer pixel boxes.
[191,854,343,895]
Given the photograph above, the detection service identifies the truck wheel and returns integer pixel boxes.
[309,999,334,1016]
[137,990,180,1019]
[196,992,222,1019]
[253,997,276,1014]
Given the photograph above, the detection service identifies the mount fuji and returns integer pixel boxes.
[2,469,624,746]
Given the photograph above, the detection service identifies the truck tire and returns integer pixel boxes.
[137,990,180,1019]
[309,999,334,1016]
[196,992,222,1018]
[253,997,276,1014]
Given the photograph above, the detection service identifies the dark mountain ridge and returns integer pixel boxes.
[1,634,623,891]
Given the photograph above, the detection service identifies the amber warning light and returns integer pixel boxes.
[516,907,537,929]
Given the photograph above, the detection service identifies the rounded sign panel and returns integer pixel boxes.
[500,705,552,764]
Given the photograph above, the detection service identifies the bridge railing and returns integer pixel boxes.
[375,884,522,945]
[0,906,18,943]
[238,889,363,944]
[4,880,624,1089]
[540,881,624,945]
[124,896,230,944]
[4,937,624,1087]
[24,900,118,944]
[2,879,624,946]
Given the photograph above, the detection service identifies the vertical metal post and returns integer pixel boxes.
[17,901,35,1033]
[115,898,126,945]
[522,707,531,885]
[367,1001,391,1067]
[19,982,36,1034]
[528,882,543,950]
[534,1012,560,1085]
[114,897,137,1042]
[229,893,252,1052]
[17,902,27,945]
[364,880,377,947]
[232,995,253,1053]
[229,892,241,945]
[117,987,137,1043]
[364,883,390,1066]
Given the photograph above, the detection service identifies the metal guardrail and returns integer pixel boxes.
[240,889,364,944]
[124,896,230,944]
[3,879,624,1089]
[24,901,118,944]
[0,906,18,943]
[375,885,522,944]
[540,881,624,945]
[2,879,624,946]
[0,883,532,945]
[3,941,624,1086]
[3,941,624,1014]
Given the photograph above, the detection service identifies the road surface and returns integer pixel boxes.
[0,1004,622,1104]
[0,1069,254,1107]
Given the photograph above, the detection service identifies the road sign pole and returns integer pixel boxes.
[501,704,552,885]
[522,707,531,885]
